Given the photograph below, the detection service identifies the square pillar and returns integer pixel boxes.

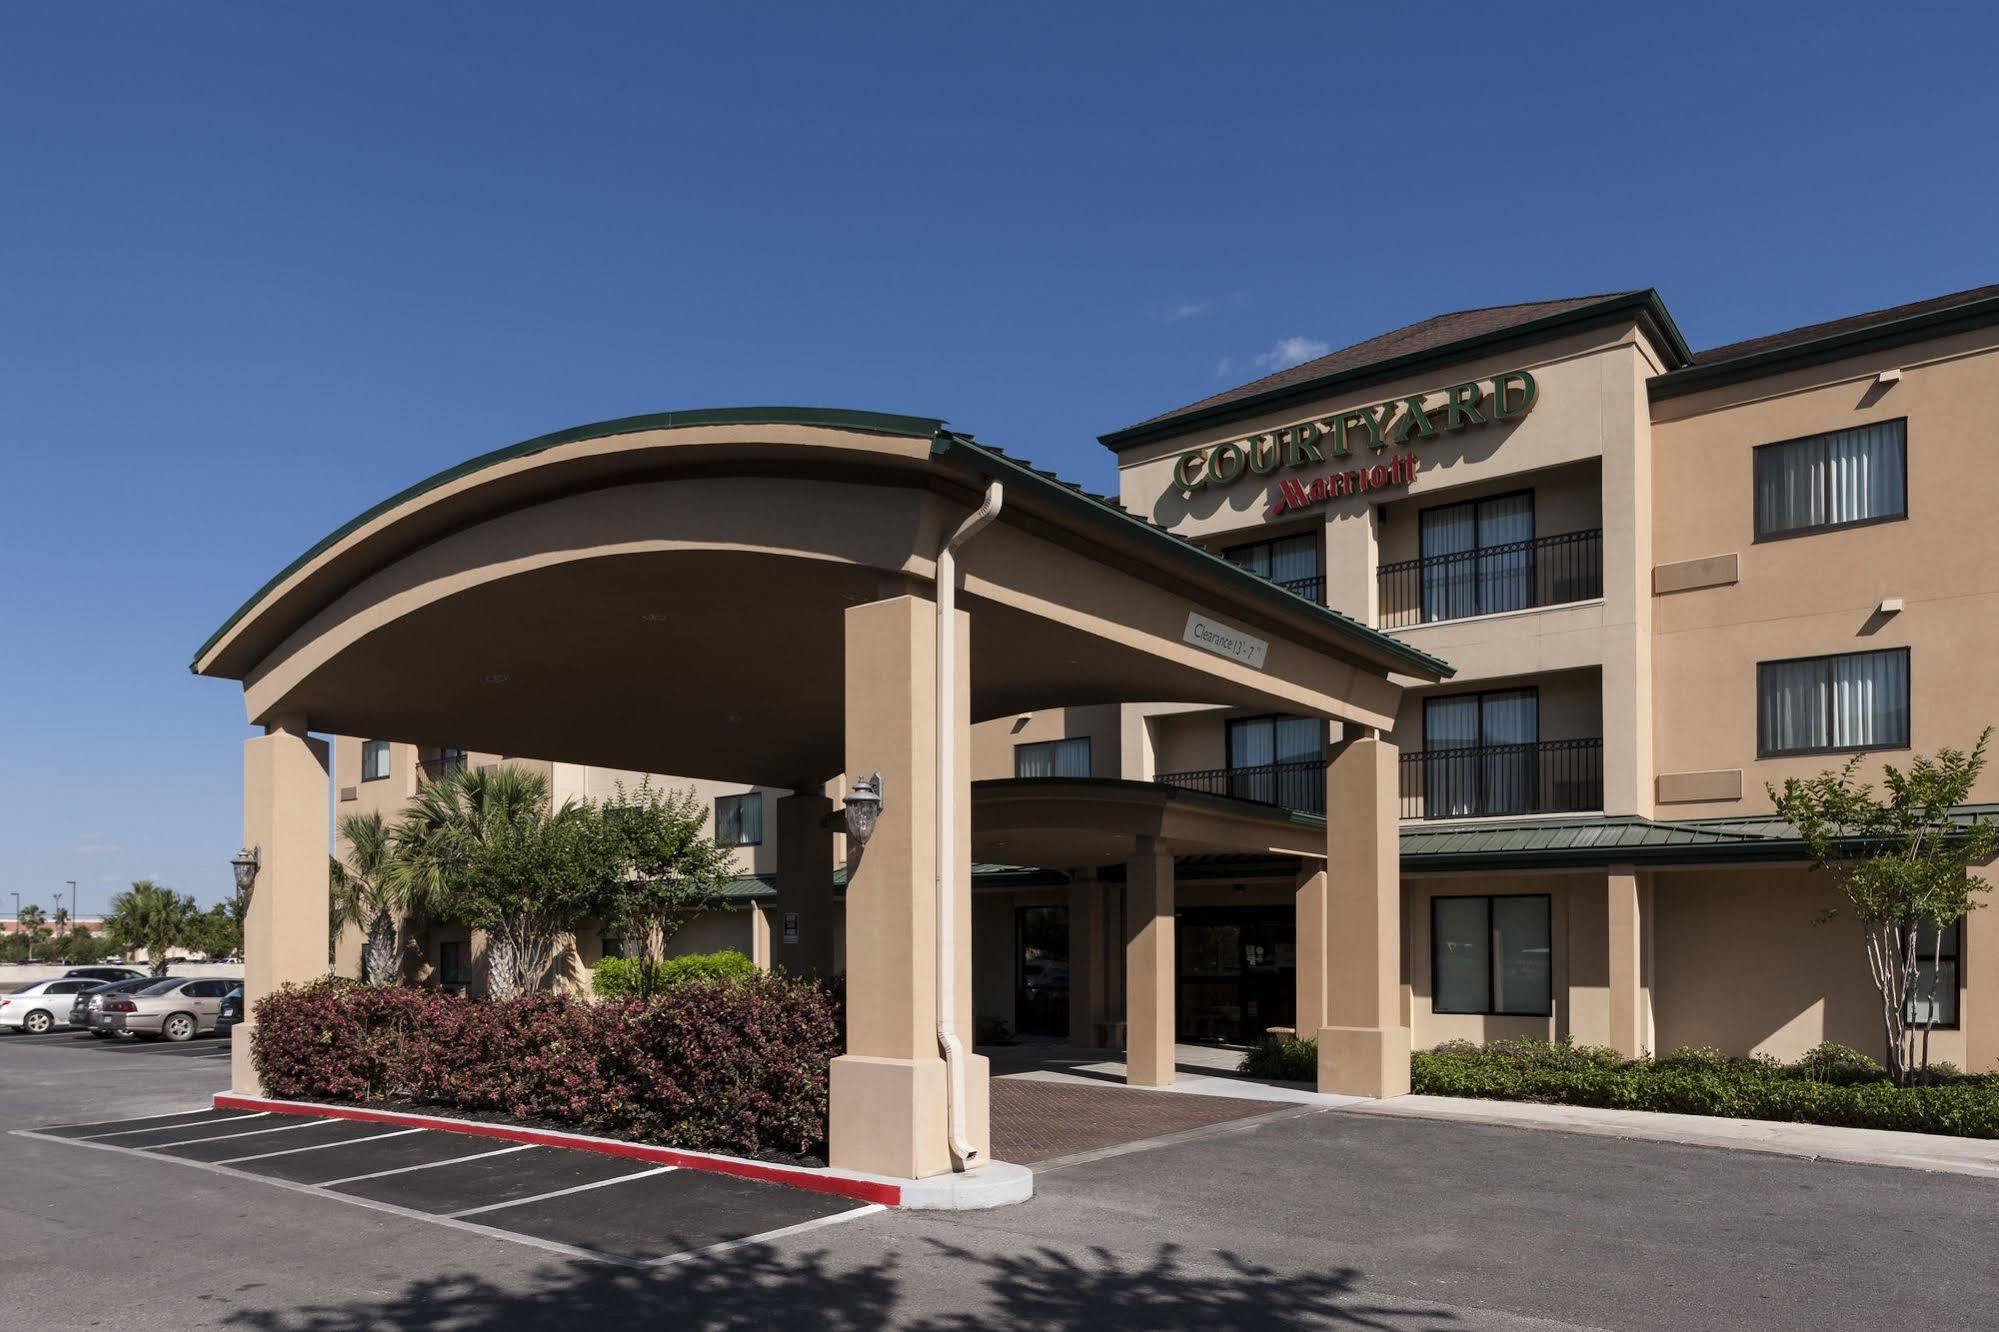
[828,595,988,1179]
[1318,730,1411,1098]
[1124,836,1175,1086]
[1294,863,1328,1039]
[774,793,837,978]
[1067,877,1106,1047]
[232,720,331,1095]
[1606,866,1650,1057]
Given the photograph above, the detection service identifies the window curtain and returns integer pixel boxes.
[1491,895,1552,1015]
[1760,658,1830,753]
[1480,690,1539,815]
[1831,649,1908,748]
[1273,717,1322,811]
[1016,744,1054,779]
[1423,696,1480,817]
[1756,421,1905,536]
[1052,738,1090,778]
[1227,717,1276,803]
[1475,493,1535,615]
[1267,534,1318,587]
[1226,545,1271,578]
[1420,503,1477,623]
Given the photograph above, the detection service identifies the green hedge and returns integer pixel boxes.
[1410,1039,1999,1139]
[592,949,756,998]
[1238,1034,1320,1082]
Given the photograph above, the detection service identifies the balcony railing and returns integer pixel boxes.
[1398,738,1603,821]
[1377,529,1602,629]
[1275,573,1324,603]
[417,752,469,784]
[1156,760,1327,815]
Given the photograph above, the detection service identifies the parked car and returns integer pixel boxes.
[0,978,102,1034]
[72,976,162,1036]
[100,977,237,1041]
[62,966,145,983]
[217,985,244,1035]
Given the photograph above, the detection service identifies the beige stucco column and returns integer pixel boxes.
[1294,862,1329,1038]
[1317,729,1411,1097]
[828,595,988,1179]
[1124,836,1175,1086]
[1068,877,1106,1047]
[774,792,837,978]
[1605,866,1652,1057]
[231,718,331,1096]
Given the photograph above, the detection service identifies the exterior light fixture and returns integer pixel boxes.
[843,772,884,848]
[230,845,261,894]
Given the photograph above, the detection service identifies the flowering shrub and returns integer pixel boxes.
[591,949,756,999]
[252,972,842,1158]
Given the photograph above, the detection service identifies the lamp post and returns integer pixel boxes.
[66,881,76,945]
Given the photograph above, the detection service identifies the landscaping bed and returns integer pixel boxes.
[252,973,842,1161]
[1241,1035,1999,1138]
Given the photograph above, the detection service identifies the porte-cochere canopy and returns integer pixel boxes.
[195,407,1448,1184]
[193,407,1446,784]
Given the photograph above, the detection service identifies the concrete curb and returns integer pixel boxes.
[212,1093,1034,1209]
[1343,1093,1999,1179]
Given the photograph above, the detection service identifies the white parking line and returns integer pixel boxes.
[445,1164,677,1218]
[314,1142,537,1187]
[79,1112,268,1140]
[148,1119,321,1149]
[215,1127,428,1165]
[645,1203,887,1269]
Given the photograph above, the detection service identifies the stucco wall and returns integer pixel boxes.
[1650,328,1999,816]
[970,705,1123,782]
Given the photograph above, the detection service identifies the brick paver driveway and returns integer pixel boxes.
[989,1077,1297,1163]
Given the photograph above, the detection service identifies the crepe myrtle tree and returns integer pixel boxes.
[330,811,403,984]
[1770,728,1998,1086]
[390,765,602,1000]
[595,780,735,998]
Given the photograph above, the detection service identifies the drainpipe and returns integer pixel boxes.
[936,480,1003,1171]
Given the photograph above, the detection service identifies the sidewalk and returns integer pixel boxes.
[1346,1094,1999,1179]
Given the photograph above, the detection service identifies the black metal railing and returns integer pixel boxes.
[417,752,469,784]
[1157,760,1327,815]
[1276,573,1324,603]
[1398,738,1603,820]
[1377,529,1602,629]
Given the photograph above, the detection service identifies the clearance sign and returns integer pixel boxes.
[1170,370,1537,516]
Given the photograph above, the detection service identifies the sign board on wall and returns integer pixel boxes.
[782,912,799,945]
[1183,613,1268,669]
[1169,369,1538,516]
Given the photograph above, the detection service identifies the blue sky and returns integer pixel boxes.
[2,2,1995,910]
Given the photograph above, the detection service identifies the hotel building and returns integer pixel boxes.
[330,281,1999,1083]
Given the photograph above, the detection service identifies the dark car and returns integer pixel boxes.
[72,976,160,1037]
[62,966,145,983]
[217,985,244,1035]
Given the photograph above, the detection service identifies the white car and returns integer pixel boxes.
[0,978,102,1034]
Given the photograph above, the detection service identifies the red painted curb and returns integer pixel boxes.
[213,1093,901,1207]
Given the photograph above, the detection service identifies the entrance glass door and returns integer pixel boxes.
[1175,906,1296,1044]
[1014,906,1070,1038]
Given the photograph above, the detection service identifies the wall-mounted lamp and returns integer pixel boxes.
[843,772,884,848]
[230,845,261,895]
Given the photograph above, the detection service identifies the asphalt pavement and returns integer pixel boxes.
[2,1025,1993,1330]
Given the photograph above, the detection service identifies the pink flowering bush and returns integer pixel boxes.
[252,974,843,1159]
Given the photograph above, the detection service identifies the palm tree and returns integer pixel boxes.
[390,764,601,1000]
[50,907,70,957]
[330,811,402,985]
[105,881,199,976]
[16,904,45,962]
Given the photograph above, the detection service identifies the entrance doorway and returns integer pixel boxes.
[1176,906,1295,1044]
[1014,906,1070,1038]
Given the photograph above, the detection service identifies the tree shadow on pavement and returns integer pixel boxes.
[218,1238,1454,1331]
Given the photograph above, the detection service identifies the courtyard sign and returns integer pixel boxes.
[1169,369,1538,515]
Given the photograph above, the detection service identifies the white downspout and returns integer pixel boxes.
[936,480,1002,1171]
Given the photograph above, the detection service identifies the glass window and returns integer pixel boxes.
[361,740,391,782]
[1015,737,1091,779]
[1432,895,1552,1016]
[1423,689,1540,818]
[1223,533,1320,596]
[1754,420,1906,540]
[1903,920,1961,1028]
[715,793,764,846]
[138,978,187,996]
[1757,648,1909,757]
[1224,716,1322,809]
[1419,491,1535,622]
